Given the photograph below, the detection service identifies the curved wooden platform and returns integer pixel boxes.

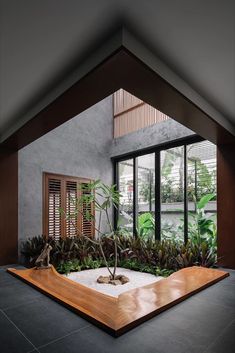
[7,266,228,336]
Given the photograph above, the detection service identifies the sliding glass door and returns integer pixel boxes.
[117,159,134,232]
[137,153,155,240]
[160,147,184,242]
[115,138,217,243]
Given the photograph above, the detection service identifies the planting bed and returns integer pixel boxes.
[64,267,163,297]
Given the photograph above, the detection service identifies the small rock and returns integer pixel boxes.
[97,275,110,284]
[114,275,129,284]
[114,275,122,280]
[97,274,130,285]
[120,275,129,284]
[110,279,122,286]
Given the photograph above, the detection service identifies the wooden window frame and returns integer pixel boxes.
[43,172,95,239]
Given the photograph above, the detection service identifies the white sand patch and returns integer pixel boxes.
[64,267,163,298]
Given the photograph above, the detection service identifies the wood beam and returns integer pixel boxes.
[217,143,235,268]
[0,149,18,265]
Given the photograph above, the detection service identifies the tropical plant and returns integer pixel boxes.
[21,235,46,266]
[60,180,121,280]
[188,160,216,201]
[57,259,81,275]
[188,193,217,250]
[138,212,155,240]
[21,232,217,276]
[21,193,217,276]
[161,220,184,242]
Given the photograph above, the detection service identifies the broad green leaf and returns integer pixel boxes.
[197,193,215,209]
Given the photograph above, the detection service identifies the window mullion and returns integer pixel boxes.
[184,145,188,243]
[133,158,138,237]
[155,151,161,241]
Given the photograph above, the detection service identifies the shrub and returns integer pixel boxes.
[21,233,217,275]
[21,235,46,266]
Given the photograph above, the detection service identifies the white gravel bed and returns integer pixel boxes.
[63,267,163,297]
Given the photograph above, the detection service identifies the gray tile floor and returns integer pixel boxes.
[0,265,235,353]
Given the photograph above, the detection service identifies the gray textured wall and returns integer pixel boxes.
[19,96,195,251]
[111,118,194,157]
[18,96,113,247]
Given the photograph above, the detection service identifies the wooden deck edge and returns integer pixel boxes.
[7,267,118,336]
[7,266,229,337]
[115,269,229,336]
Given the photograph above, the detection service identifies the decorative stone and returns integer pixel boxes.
[97,275,110,284]
[97,274,130,285]
[115,275,129,284]
[110,279,122,286]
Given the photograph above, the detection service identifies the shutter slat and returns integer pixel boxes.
[48,178,61,238]
[66,180,78,237]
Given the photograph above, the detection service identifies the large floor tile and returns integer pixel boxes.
[0,279,43,310]
[38,320,204,353]
[0,266,234,352]
[147,294,235,347]
[0,310,34,353]
[209,272,235,289]
[0,269,19,283]
[204,320,235,353]
[0,267,26,285]
[193,281,235,310]
[4,296,90,348]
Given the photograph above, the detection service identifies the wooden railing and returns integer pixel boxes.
[113,89,170,138]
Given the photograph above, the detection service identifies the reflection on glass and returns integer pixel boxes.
[137,153,155,240]
[161,147,184,241]
[187,141,217,244]
[187,141,216,202]
[118,159,134,233]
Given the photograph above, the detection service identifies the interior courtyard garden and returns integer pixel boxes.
[1,4,235,350]
[19,90,218,279]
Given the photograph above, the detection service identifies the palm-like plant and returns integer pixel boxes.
[188,193,217,251]
[60,180,121,280]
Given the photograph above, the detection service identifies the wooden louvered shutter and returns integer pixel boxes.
[66,180,78,237]
[43,173,95,239]
[44,177,62,240]
[80,183,95,238]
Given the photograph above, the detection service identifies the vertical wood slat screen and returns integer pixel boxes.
[113,89,170,138]
[43,173,95,239]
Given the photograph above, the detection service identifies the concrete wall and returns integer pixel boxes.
[18,96,113,247]
[19,94,195,253]
[111,118,195,157]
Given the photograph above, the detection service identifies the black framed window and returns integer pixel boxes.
[117,159,134,233]
[113,136,217,243]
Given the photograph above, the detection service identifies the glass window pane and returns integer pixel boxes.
[187,141,216,202]
[187,141,217,244]
[161,147,184,241]
[137,153,155,240]
[118,159,134,234]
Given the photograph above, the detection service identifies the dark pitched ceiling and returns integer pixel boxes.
[1,0,234,142]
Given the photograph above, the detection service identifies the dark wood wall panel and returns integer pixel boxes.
[217,144,235,269]
[0,149,18,265]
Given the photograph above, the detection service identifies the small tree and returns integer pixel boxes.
[60,180,122,280]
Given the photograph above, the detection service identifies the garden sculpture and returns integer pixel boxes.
[35,243,52,269]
